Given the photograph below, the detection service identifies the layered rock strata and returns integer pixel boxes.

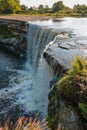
[0,19,27,57]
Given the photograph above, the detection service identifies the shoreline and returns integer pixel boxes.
[0,15,51,22]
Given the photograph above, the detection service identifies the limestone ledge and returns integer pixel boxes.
[45,34,87,129]
[43,34,87,72]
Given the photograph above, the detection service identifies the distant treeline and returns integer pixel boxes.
[0,0,87,16]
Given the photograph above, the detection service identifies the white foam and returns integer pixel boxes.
[0,56,53,117]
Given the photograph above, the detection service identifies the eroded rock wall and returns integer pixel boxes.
[0,19,27,57]
[44,34,87,129]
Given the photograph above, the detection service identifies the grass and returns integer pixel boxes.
[0,117,48,130]
[0,117,64,130]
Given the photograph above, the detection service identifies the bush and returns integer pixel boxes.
[79,103,87,119]
[58,56,87,99]
[58,56,87,120]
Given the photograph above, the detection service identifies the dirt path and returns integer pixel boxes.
[0,15,51,22]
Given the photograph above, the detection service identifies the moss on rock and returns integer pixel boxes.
[58,56,87,120]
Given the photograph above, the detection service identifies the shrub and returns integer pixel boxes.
[58,56,87,99]
[58,56,87,120]
[79,103,87,119]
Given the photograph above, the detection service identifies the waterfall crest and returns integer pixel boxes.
[27,23,58,68]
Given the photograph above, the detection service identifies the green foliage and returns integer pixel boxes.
[21,4,28,11]
[52,1,64,13]
[0,0,21,14]
[0,0,87,16]
[79,103,87,119]
[58,74,77,98]
[68,56,87,76]
[73,4,87,16]
[38,4,50,14]
[69,56,84,74]
[58,56,87,99]
[47,116,58,129]
[58,56,87,121]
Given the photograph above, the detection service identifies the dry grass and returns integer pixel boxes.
[0,117,50,130]
[0,117,64,130]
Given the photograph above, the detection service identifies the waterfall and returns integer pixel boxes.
[25,23,59,117]
[27,23,58,70]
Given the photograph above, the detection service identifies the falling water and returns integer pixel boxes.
[24,23,58,117]
[27,23,58,70]
[0,23,57,118]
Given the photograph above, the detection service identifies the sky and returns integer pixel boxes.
[20,0,87,8]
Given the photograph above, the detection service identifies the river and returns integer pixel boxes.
[0,17,87,129]
[34,17,87,37]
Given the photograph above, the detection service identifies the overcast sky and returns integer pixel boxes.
[20,0,87,8]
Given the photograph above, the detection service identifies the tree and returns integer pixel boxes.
[0,0,21,14]
[38,4,44,10]
[52,1,64,12]
[44,5,50,13]
[38,4,45,14]
[21,4,28,11]
[73,4,87,16]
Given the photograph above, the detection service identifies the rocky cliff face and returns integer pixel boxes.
[44,34,87,129]
[43,34,87,71]
[0,19,27,57]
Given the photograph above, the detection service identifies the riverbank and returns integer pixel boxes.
[0,15,51,22]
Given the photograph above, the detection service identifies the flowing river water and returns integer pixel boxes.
[0,17,87,129]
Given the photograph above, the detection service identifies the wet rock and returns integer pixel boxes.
[48,85,86,130]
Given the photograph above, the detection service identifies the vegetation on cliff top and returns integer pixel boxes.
[58,56,87,120]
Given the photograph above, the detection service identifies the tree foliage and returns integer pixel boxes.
[38,4,45,14]
[0,0,87,16]
[73,4,87,16]
[21,4,28,11]
[0,0,21,14]
[52,1,64,12]
[79,103,87,119]
[38,4,50,14]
